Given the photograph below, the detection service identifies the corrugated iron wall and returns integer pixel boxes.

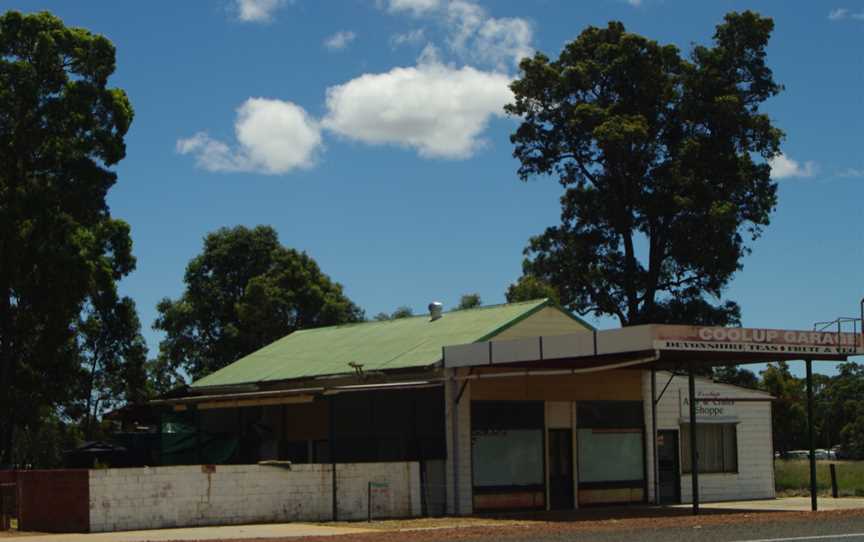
[15,470,89,533]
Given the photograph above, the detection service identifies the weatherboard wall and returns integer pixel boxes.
[489,306,592,341]
[642,371,775,504]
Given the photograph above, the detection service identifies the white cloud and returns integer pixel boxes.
[769,153,818,180]
[445,0,533,70]
[383,0,441,16]
[390,28,426,48]
[235,0,287,22]
[838,167,864,178]
[322,56,513,159]
[177,98,322,175]
[829,7,864,20]
[380,0,533,70]
[324,31,357,51]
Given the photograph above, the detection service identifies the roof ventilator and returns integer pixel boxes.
[429,301,443,322]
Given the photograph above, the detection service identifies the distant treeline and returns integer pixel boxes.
[715,363,864,457]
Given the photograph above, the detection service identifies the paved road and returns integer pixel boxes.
[374,515,864,542]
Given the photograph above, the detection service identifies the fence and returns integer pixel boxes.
[0,482,15,531]
[1,461,444,533]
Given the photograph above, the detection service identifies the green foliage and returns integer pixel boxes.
[506,12,782,326]
[374,306,414,320]
[153,225,364,385]
[506,275,560,305]
[820,363,864,455]
[391,306,414,319]
[713,366,760,389]
[761,362,807,454]
[0,11,134,464]
[7,406,83,468]
[456,293,482,310]
[74,296,151,440]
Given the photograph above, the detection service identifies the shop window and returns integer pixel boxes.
[472,429,545,488]
[575,401,645,489]
[471,401,545,491]
[680,424,738,474]
[577,429,644,484]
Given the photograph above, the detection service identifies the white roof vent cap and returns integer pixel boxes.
[429,301,444,321]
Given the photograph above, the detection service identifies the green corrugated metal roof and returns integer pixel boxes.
[191,299,554,389]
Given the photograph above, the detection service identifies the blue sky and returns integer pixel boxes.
[7,0,863,375]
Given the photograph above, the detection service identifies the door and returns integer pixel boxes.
[548,429,574,509]
[657,430,680,504]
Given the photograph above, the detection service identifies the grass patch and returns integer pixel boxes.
[775,460,864,497]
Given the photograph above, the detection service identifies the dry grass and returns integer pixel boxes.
[775,459,864,497]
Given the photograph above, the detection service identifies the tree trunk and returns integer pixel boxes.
[0,281,14,465]
[84,350,100,441]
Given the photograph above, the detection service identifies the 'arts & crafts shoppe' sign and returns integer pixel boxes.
[679,389,737,423]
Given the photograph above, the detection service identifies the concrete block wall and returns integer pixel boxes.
[89,462,420,533]
[642,371,775,504]
[335,462,421,520]
[444,370,473,515]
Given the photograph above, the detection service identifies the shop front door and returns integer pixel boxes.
[548,429,574,509]
[657,429,680,504]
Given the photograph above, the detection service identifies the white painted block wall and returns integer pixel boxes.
[642,371,775,504]
[336,462,422,521]
[89,462,421,533]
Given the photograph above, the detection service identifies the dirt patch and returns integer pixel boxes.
[177,508,864,542]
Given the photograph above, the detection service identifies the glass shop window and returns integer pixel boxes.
[576,401,645,485]
[577,429,644,483]
[471,401,545,489]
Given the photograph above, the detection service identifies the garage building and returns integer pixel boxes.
[157,298,834,515]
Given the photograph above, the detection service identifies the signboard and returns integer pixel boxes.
[656,326,860,356]
[679,389,737,423]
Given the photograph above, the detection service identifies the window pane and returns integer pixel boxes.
[577,429,644,482]
[472,429,544,487]
[723,425,738,472]
[681,424,738,473]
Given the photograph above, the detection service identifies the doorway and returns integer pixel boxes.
[548,429,574,509]
[657,429,680,504]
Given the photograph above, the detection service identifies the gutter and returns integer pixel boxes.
[150,380,444,406]
[451,354,661,381]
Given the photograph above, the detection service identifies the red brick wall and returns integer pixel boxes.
[16,470,89,533]
[0,471,14,484]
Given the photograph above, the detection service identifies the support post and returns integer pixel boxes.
[688,362,699,515]
[651,368,659,505]
[806,359,817,512]
[450,371,461,516]
[329,396,338,521]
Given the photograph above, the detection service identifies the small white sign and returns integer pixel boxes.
[680,389,738,423]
